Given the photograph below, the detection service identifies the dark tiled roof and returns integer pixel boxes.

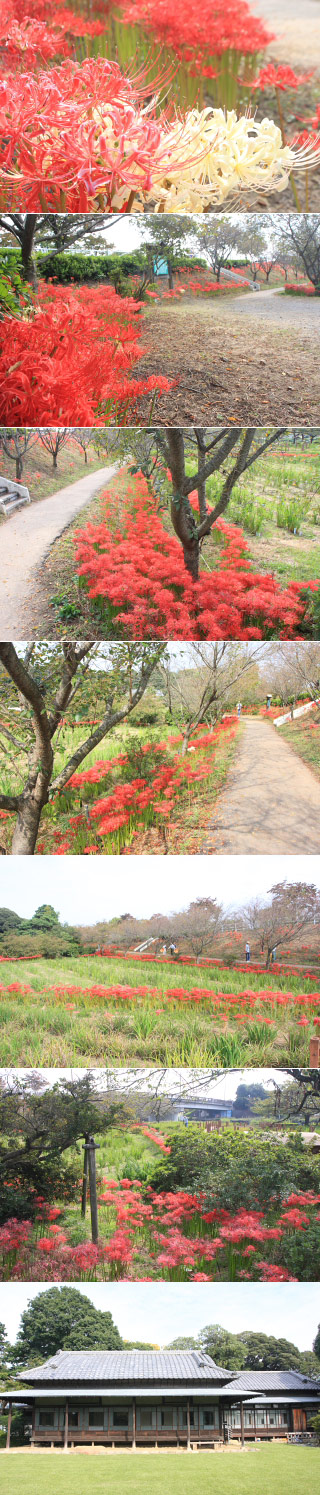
[222,1371,320,1395]
[19,1351,230,1384]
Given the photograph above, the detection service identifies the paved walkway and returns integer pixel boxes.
[0,466,116,639]
[204,718,320,854]
[254,0,320,68]
[219,287,320,340]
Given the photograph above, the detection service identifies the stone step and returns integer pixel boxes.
[0,496,29,516]
[0,477,31,516]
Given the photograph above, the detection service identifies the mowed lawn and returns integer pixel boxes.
[1,1447,320,1495]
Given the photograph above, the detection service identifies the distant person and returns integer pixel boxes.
[271,947,276,964]
[237,702,242,718]
[245,941,251,964]
[169,942,176,956]
[266,694,272,710]
[161,944,167,955]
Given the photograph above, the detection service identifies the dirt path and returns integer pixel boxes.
[203,718,320,854]
[254,0,320,69]
[0,466,116,640]
[138,296,320,425]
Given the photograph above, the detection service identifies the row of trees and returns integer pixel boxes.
[1,212,319,292]
[0,428,94,480]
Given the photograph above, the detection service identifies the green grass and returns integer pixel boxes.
[280,719,320,779]
[0,953,316,1067]
[1,1446,320,1495]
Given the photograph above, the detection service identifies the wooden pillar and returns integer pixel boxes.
[88,1136,100,1244]
[81,1136,89,1217]
[6,1406,12,1451]
[240,1402,245,1448]
[253,1406,256,1441]
[132,1399,136,1450]
[64,1400,69,1452]
[187,1400,191,1451]
[309,1037,320,1068]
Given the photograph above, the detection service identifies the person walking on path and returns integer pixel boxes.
[245,942,251,964]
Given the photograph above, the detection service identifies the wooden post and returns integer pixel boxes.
[81,1135,90,1218]
[253,1406,256,1441]
[6,1406,12,1451]
[132,1399,136,1450]
[309,1037,320,1068]
[240,1402,245,1448]
[88,1136,100,1244]
[64,1400,69,1451]
[31,1405,35,1447]
[187,1400,191,1451]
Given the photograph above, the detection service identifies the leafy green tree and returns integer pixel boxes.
[31,905,60,930]
[12,1288,122,1367]
[199,1326,246,1371]
[239,1332,307,1371]
[0,1074,126,1222]
[313,1324,320,1360]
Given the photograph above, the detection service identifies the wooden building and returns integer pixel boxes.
[3,1352,320,1450]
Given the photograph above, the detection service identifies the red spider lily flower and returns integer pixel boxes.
[251,65,315,93]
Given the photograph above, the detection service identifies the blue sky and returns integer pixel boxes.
[0,856,319,926]
[1,1283,319,1351]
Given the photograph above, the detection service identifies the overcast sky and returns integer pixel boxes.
[0,1283,318,1350]
[1,855,319,925]
[0,1067,290,1101]
[85,212,277,258]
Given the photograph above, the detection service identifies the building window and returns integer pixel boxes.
[38,1409,55,1430]
[140,1408,153,1429]
[181,1409,195,1428]
[88,1408,104,1430]
[203,1407,217,1427]
[113,1409,129,1429]
[69,1409,79,1429]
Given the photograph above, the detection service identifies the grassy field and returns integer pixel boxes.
[202,446,320,589]
[1,1446,320,1495]
[280,717,320,779]
[0,952,317,1065]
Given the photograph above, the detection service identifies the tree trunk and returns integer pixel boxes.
[11,781,50,854]
[84,449,88,463]
[168,257,174,290]
[21,216,38,288]
[53,452,58,468]
[16,456,23,480]
[167,429,200,578]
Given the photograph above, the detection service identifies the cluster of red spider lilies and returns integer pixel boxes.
[1,1181,320,1282]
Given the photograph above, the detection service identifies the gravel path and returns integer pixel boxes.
[203,718,320,854]
[216,286,320,337]
[253,0,320,68]
[0,466,116,640]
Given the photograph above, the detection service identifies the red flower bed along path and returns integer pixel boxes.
[74,472,318,639]
[0,285,173,425]
[1,1182,320,1282]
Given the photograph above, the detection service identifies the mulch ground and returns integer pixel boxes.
[137,301,320,425]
